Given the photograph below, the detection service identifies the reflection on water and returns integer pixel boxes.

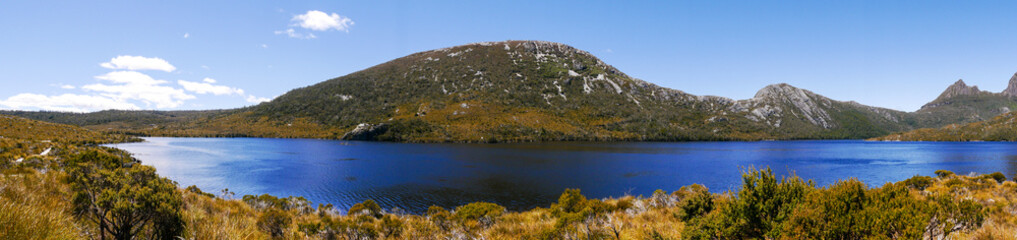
[113,138,1017,213]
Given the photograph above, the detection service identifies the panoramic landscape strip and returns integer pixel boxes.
[5,1,1017,239]
[2,115,1016,239]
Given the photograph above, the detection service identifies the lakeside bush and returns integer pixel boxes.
[4,133,1017,239]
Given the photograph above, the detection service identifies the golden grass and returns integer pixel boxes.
[0,171,83,239]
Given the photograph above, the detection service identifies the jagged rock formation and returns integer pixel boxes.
[1002,72,1017,97]
[932,79,986,101]
[915,74,1017,127]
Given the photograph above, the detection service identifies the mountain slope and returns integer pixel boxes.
[4,41,940,142]
[730,84,914,139]
[871,111,1017,141]
[242,41,918,141]
[911,77,1017,127]
[250,41,750,141]
[0,114,135,143]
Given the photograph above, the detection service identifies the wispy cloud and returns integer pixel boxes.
[275,28,316,39]
[246,95,273,104]
[183,33,190,38]
[178,78,245,96]
[0,93,139,112]
[1,55,270,112]
[100,55,176,72]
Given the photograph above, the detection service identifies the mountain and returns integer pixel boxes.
[2,41,974,142]
[1003,73,1017,97]
[233,40,927,141]
[248,41,744,141]
[870,72,1017,141]
[911,74,1017,128]
[871,111,1017,141]
[732,84,914,138]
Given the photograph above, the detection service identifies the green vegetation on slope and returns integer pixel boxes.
[4,41,972,142]
[0,114,137,144]
[873,111,1017,141]
[914,93,1017,128]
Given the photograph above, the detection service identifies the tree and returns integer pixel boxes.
[67,150,183,240]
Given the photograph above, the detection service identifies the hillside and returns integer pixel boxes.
[0,114,136,168]
[911,78,1017,127]
[871,73,1017,141]
[872,111,1017,141]
[0,114,135,144]
[4,41,934,142]
[237,41,921,141]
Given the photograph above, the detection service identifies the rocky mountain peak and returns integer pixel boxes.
[744,83,835,129]
[1002,72,1017,97]
[753,83,812,100]
[935,79,983,100]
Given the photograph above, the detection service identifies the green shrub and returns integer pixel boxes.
[455,202,505,225]
[722,167,813,239]
[678,185,714,221]
[935,170,955,178]
[348,199,383,218]
[427,205,454,231]
[986,172,1006,183]
[257,208,292,239]
[185,185,216,198]
[781,179,867,239]
[903,175,934,190]
[66,150,183,240]
[381,215,404,237]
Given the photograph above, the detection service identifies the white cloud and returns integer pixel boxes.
[246,95,272,104]
[94,71,167,85]
[0,55,263,112]
[183,33,190,38]
[0,93,139,112]
[100,55,176,72]
[201,65,210,70]
[261,44,269,48]
[292,10,354,32]
[275,28,316,39]
[178,78,245,96]
[49,83,75,89]
[84,71,195,108]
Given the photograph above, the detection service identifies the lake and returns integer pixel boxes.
[111,138,1017,213]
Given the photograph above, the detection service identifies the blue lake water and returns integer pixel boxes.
[112,138,1017,213]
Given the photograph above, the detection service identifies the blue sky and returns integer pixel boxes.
[1,1,1015,112]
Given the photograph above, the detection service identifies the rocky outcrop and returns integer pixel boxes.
[341,123,389,140]
[935,79,985,100]
[1001,72,1017,97]
[735,83,834,129]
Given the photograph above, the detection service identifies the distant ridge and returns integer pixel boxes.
[930,79,985,102]
[4,41,1017,142]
